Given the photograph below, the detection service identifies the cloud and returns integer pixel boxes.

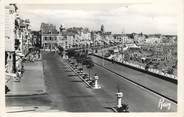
[18,2,177,34]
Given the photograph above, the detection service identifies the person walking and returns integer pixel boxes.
[112,57,114,64]
[5,85,10,94]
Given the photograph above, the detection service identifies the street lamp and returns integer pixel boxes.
[93,74,101,89]
[116,92,123,108]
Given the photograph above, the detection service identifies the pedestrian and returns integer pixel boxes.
[5,85,10,94]
[21,64,24,74]
[112,58,114,64]
[145,64,149,71]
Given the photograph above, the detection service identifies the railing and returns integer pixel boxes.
[121,61,177,79]
[93,54,177,84]
[95,51,177,79]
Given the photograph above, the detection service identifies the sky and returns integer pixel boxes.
[17,1,177,35]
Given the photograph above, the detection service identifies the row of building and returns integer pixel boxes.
[40,23,177,51]
[5,4,32,75]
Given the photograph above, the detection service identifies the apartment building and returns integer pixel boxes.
[41,23,58,51]
[5,4,31,76]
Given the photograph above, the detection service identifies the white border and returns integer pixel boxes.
[0,0,183,117]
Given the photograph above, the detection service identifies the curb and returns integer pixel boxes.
[6,92,48,97]
[6,105,54,113]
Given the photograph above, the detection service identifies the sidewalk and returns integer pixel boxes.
[6,60,46,96]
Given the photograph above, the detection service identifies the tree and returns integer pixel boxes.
[74,52,80,59]
[66,49,76,58]
[75,53,82,66]
[85,57,94,79]
[58,46,64,56]
[80,53,88,68]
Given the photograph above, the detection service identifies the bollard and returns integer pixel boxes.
[116,92,123,108]
[94,75,99,88]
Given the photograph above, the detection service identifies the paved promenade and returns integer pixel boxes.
[6,60,46,96]
[6,52,50,113]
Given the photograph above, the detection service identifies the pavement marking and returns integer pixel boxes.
[94,62,177,104]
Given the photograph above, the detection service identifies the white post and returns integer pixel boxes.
[94,75,98,88]
[116,92,123,108]
[93,75,101,89]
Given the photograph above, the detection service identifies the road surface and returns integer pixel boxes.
[90,55,177,102]
[42,52,109,112]
[46,52,176,112]
[6,52,177,112]
[70,56,177,112]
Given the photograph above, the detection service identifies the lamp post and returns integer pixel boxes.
[94,75,99,89]
[116,92,123,108]
[93,74,101,89]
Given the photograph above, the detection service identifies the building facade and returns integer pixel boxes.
[42,34,58,51]
[5,4,31,78]
[5,4,18,73]
[41,23,59,51]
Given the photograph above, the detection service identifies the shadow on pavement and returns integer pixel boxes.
[67,95,94,98]
[68,74,78,77]
[70,80,83,83]
[64,70,72,72]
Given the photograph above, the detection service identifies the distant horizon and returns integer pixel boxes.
[18,2,177,35]
[32,24,177,36]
